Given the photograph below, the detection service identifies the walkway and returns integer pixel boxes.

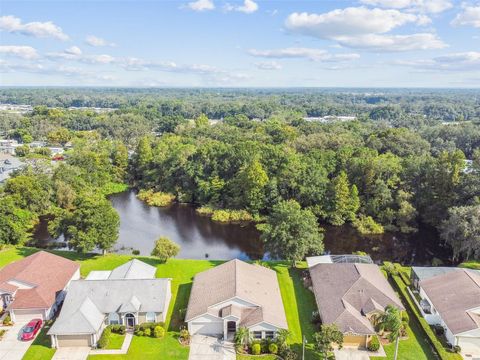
[189,335,235,360]
[89,332,133,355]
[334,346,386,360]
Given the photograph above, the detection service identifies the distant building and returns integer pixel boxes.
[0,139,19,155]
[303,115,357,123]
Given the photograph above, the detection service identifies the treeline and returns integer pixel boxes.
[1,88,479,122]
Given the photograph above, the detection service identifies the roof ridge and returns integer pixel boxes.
[234,259,238,297]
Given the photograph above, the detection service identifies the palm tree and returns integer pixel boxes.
[378,305,404,360]
[275,329,290,350]
[234,327,251,351]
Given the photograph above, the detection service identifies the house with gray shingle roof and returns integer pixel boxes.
[411,267,480,357]
[309,262,404,349]
[185,259,288,340]
[48,259,171,348]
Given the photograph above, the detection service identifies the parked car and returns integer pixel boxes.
[21,319,43,341]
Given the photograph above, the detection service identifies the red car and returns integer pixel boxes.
[21,319,42,341]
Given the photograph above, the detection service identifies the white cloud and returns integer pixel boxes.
[186,0,215,11]
[335,33,446,51]
[396,52,480,71]
[85,35,116,47]
[0,15,68,40]
[360,0,452,13]
[451,4,480,28]
[248,47,360,62]
[225,0,259,13]
[254,61,282,70]
[0,45,38,59]
[47,48,115,64]
[285,8,428,37]
[284,7,447,52]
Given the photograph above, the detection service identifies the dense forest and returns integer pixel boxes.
[0,88,479,262]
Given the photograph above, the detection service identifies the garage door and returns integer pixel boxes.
[343,335,367,348]
[190,321,223,336]
[57,335,91,347]
[458,337,480,356]
[12,309,45,322]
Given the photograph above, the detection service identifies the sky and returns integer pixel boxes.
[0,0,479,87]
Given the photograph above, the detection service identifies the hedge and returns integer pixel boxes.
[390,273,462,360]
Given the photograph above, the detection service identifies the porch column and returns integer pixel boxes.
[223,321,227,340]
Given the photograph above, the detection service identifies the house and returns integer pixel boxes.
[411,267,480,357]
[185,259,288,340]
[0,251,80,322]
[309,262,404,349]
[48,259,171,348]
[0,139,19,155]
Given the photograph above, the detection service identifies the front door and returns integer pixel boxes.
[125,313,136,328]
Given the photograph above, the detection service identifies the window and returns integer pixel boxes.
[108,312,120,325]
[146,312,156,323]
[265,331,275,339]
[253,331,262,339]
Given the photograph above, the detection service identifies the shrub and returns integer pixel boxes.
[0,329,6,339]
[110,325,126,334]
[251,343,261,355]
[268,343,278,354]
[98,327,111,348]
[153,326,165,338]
[137,190,175,207]
[280,347,298,360]
[453,345,461,353]
[2,315,11,326]
[368,336,380,352]
[136,331,144,337]
[211,209,253,223]
[401,311,410,323]
[196,206,214,216]
[132,249,140,255]
[179,328,190,341]
[144,328,151,337]
[433,325,445,336]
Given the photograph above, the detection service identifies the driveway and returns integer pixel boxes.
[189,335,235,360]
[52,347,90,360]
[334,348,371,360]
[0,322,32,360]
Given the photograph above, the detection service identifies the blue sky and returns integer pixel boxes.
[0,0,479,87]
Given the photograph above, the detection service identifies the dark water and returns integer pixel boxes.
[33,190,452,264]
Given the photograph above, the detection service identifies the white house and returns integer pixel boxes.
[185,259,288,340]
[411,267,480,358]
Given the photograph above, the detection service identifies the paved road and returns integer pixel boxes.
[189,335,235,360]
[0,322,33,360]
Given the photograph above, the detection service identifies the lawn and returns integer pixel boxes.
[88,332,189,360]
[105,333,125,350]
[459,260,480,270]
[237,355,278,360]
[22,324,56,360]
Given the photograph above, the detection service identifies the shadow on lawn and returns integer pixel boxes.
[168,283,191,331]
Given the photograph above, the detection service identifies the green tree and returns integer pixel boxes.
[151,236,181,262]
[66,196,120,253]
[195,114,209,127]
[234,327,251,351]
[259,199,324,264]
[440,205,480,261]
[313,324,344,358]
[47,127,71,145]
[0,196,36,245]
[136,136,153,169]
[235,157,269,213]
[377,305,405,360]
[14,144,30,157]
[328,171,359,225]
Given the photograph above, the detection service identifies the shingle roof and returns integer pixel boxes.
[48,278,170,335]
[420,269,480,335]
[108,259,157,279]
[310,263,404,335]
[0,251,79,310]
[185,259,288,329]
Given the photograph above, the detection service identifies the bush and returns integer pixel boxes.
[251,343,261,355]
[280,347,298,360]
[453,345,461,353]
[137,189,175,207]
[144,328,151,337]
[268,343,278,354]
[153,325,165,338]
[353,215,384,234]
[2,315,11,326]
[132,249,140,255]
[179,328,190,341]
[196,206,214,216]
[98,327,111,348]
[401,311,410,323]
[136,330,144,337]
[110,325,126,334]
[433,325,445,336]
[368,336,380,352]
[211,209,253,223]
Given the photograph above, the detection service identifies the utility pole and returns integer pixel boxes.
[302,335,307,360]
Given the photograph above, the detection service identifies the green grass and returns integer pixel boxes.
[105,333,125,350]
[0,246,38,268]
[459,260,480,270]
[88,332,189,360]
[22,325,56,360]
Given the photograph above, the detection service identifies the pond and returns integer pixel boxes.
[32,190,453,264]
